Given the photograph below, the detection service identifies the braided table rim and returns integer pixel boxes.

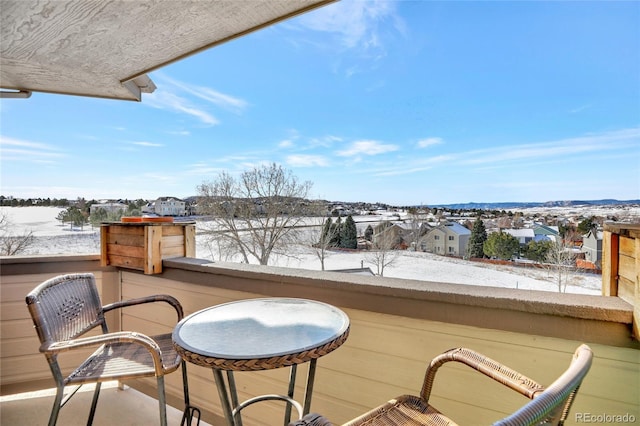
[174,327,350,371]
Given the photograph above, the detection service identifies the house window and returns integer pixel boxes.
[448,236,454,241]
[434,235,440,240]
[448,247,455,253]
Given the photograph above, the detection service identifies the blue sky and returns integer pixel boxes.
[1,0,639,205]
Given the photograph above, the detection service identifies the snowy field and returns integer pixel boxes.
[1,206,605,295]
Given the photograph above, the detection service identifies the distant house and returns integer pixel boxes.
[421,222,470,256]
[533,224,560,243]
[581,230,603,268]
[503,228,535,246]
[401,222,432,251]
[372,223,406,249]
[143,197,187,216]
[89,202,127,216]
[141,202,155,215]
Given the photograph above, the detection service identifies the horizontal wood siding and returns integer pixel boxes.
[101,223,195,274]
[121,272,639,426]
[603,223,640,342]
[1,256,636,425]
[0,270,111,393]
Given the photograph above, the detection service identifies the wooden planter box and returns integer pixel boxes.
[101,221,195,274]
[602,222,639,340]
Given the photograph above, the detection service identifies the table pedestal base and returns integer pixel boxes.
[212,359,318,426]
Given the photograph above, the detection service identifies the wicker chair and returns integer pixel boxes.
[290,345,592,426]
[25,273,195,426]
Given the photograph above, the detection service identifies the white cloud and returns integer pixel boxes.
[154,73,248,113]
[144,73,249,125]
[374,166,433,177]
[385,128,640,176]
[569,104,593,114]
[359,154,454,177]
[417,137,443,148]
[193,87,248,112]
[291,0,405,77]
[1,136,56,150]
[286,154,329,167]
[298,0,400,51]
[460,128,640,166]
[145,91,219,125]
[308,135,343,148]
[0,136,66,162]
[336,140,399,157]
[279,139,294,148]
[186,162,223,176]
[131,141,164,147]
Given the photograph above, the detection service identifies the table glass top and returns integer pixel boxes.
[172,298,350,360]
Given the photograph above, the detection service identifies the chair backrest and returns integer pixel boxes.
[25,273,106,347]
[494,344,593,426]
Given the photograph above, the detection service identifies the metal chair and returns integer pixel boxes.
[290,344,593,426]
[25,273,197,426]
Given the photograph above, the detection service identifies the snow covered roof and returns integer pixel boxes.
[442,222,471,235]
[533,224,560,235]
[503,228,535,238]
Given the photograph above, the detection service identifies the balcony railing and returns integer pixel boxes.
[1,227,638,425]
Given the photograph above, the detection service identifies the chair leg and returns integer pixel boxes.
[157,376,168,426]
[86,382,102,426]
[48,385,65,426]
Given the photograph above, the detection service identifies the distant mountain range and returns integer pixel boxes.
[430,199,640,210]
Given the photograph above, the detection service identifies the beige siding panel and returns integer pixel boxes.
[2,351,96,385]
[0,336,40,358]
[1,354,53,385]
[118,275,639,426]
[0,270,105,393]
[1,301,30,321]
[120,273,263,313]
[1,318,36,339]
[2,261,637,424]
[117,301,184,328]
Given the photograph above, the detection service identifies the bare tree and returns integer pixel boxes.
[497,215,513,229]
[202,235,239,262]
[365,227,400,276]
[308,217,338,271]
[0,211,35,255]
[403,207,427,251]
[545,239,577,293]
[197,163,313,265]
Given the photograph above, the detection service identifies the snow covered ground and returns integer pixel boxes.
[1,206,603,295]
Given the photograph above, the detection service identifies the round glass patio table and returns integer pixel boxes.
[172,298,350,426]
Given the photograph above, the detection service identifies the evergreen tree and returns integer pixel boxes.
[467,219,487,258]
[90,207,108,227]
[483,231,520,260]
[523,239,553,262]
[56,210,67,224]
[340,215,358,249]
[330,216,342,247]
[577,216,598,236]
[320,218,333,246]
[364,224,374,241]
